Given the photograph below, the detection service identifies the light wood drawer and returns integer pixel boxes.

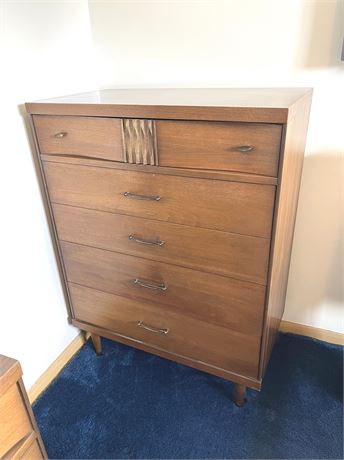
[54,204,270,285]
[0,384,33,457]
[156,120,282,176]
[69,283,261,378]
[43,162,275,238]
[33,115,123,161]
[20,439,42,460]
[61,241,266,335]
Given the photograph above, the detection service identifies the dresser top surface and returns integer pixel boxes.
[31,87,311,107]
[0,354,22,394]
[26,88,312,123]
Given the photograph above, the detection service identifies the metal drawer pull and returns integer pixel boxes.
[133,278,167,291]
[128,234,165,246]
[137,320,169,335]
[54,132,67,139]
[123,191,161,201]
[236,145,254,153]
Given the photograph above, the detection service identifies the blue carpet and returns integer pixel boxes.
[33,333,343,459]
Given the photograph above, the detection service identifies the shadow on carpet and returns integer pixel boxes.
[33,333,343,459]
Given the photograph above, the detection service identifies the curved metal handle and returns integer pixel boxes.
[137,320,169,335]
[123,191,161,201]
[133,278,167,291]
[236,145,254,153]
[128,234,164,246]
[54,132,67,139]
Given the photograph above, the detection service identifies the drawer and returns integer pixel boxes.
[156,120,282,176]
[0,384,33,457]
[33,115,123,161]
[54,204,270,285]
[61,241,266,335]
[69,283,261,378]
[20,439,43,460]
[43,162,275,238]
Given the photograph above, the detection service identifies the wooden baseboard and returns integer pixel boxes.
[280,320,344,346]
[28,332,88,403]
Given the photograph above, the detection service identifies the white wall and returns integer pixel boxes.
[0,0,97,388]
[0,0,342,389]
[88,0,344,333]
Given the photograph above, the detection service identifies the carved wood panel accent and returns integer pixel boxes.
[122,119,158,165]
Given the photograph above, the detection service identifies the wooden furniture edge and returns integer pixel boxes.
[71,319,262,390]
[280,320,344,346]
[26,114,75,321]
[258,90,313,379]
[28,332,87,403]
[25,102,289,123]
[0,355,22,395]
[40,154,279,186]
[3,432,37,460]
[17,379,48,458]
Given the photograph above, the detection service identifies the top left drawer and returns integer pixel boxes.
[33,115,124,162]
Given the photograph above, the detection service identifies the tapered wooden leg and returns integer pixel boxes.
[91,333,102,355]
[233,384,247,407]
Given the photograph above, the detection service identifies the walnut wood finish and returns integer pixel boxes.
[233,384,247,407]
[54,204,270,285]
[41,154,278,186]
[26,88,312,401]
[90,334,102,355]
[0,355,47,459]
[122,119,158,165]
[25,88,311,123]
[43,162,276,238]
[60,241,266,335]
[69,283,261,378]
[259,91,313,377]
[33,115,123,161]
[157,120,282,176]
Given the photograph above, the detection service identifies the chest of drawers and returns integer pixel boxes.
[26,88,312,406]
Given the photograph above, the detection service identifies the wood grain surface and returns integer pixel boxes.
[43,162,276,238]
[60,241,266,334]
[54,204,271,285]
[69,283,261,378]
[157,120,282,176]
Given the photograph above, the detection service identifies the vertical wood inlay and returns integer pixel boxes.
[122,119,158,165]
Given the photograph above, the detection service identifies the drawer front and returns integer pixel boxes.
[61,241,266,335]
[33,115,123,161]
[156,120,282,176]
[69,283,260,378]
[0,384,32,457]
[54,204,270,285]
[21,439,43,460]
[43,162,275,238]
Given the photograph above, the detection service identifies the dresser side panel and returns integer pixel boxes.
[259,92,312,378]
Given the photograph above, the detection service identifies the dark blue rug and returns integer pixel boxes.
[33,333,343,459]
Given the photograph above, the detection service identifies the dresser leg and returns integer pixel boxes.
[90,333,102,355]
[233,384,246,407]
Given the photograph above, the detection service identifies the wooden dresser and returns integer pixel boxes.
[26,88,312,406]
[0,355,47,459]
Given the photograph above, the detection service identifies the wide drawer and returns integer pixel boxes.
[33,115,124,161]
[69,283,261,378]
[61,241,266,334]
[156,120,282,176]
[54,204,270,285]
[43,162,275,238]
[0,384,33,457]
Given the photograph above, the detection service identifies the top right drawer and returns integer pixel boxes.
[156,121,282,177]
